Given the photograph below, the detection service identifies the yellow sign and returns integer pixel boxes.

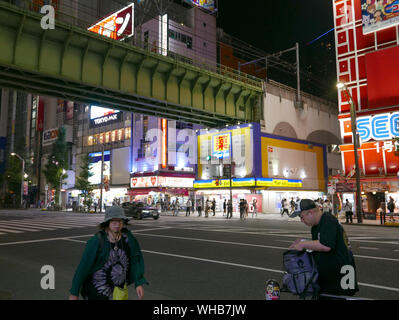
[256,178,302,188]
[194,178,255,189]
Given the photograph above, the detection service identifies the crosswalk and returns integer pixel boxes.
[0,216,105,235]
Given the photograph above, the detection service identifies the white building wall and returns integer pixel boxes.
[262,82,342,176]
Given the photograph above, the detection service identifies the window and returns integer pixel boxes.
[187,37,192,49]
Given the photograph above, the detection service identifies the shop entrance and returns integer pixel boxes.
[364,192,385,219]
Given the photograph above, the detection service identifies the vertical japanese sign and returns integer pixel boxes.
[88,3,134,41]
[212,133,231,159]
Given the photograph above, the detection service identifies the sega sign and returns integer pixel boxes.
[356,112,399,142]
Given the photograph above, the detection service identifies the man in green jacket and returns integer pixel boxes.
[69,206,148,300]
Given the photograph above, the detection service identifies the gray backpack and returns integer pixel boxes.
[281,250,320,299]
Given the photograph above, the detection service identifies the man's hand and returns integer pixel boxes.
[136,285,144,300]
[289,239,304,251]
[69,295,79,300]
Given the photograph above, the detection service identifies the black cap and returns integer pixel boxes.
[290,199,317,218]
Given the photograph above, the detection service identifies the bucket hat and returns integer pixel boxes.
[102,206,130,223]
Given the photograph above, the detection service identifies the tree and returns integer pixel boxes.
[75,153,94,212]
[43,127,69,209]
[4,154,23,207]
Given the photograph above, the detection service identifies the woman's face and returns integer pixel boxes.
[109,219,123,233]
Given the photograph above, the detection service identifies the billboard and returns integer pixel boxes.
[184,0,217,13]
[261,135,327,191]
[212,132,231,159]
[90,106,121,128]
[361,0,399,34]
[89,151,111,185]
[88,3,134,40]
[43,128,59,146]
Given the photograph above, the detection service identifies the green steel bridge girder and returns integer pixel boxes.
[0,2,263,127]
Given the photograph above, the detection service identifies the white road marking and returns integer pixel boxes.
[0,222,55,231]
[141,249,285,274]
[0,228,22,233]
[0,224,42,232]
[359,247,379,250]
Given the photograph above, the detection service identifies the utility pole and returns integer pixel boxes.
[337,82,363,223]
[100,144,104,214]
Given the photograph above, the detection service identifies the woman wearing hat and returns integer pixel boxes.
[69,206,148,300]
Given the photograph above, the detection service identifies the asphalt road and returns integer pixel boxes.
[0,209,398,300]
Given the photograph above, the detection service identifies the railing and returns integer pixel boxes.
[1,0,263,90]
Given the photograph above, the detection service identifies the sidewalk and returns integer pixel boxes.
[161,209,399,227]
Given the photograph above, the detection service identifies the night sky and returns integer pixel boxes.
[217,0,337,102]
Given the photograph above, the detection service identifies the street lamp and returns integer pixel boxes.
[11,152,25,208]
[337,82,363,223]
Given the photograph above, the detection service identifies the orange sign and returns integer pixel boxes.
[340,140,399,177]
[88,4,134,41]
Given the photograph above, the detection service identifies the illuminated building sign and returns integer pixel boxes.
[342,112,399,143]
[256,178,303,188]
[362,0,399,34]
[88,3,134,40]
[341,141,399,176]
[89,151,110,185]
[193,178,302,189]
[43,128,59,146]
[212,133,231,159]
[183,0,217,13]
[130,176,194,188]
[90,106,122,128]
[194,178,256,189]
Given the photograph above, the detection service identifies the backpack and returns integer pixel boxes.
[281,250,320,300]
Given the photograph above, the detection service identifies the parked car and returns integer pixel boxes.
[122,202,160,220]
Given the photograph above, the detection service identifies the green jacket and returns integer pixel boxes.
[70,229,149,297]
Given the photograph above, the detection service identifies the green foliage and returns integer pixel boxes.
[75,153,94,212]
[43,127,69,206]
[4,154,23,206]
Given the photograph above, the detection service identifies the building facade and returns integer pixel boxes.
[195,123,328,214]
[333,0,399,217]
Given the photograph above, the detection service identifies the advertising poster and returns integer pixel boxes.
[362,0,399,34]
[184,0,217,13]
[212,132,231,159]
[89,151,111,185]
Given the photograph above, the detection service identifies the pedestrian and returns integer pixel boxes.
[387,197,396,222]
[239,199,246,220]
[94,200,98,213]
[281,198,290,217]
[289,199,359,297]
[197,200,202,217]
[69,206,148,300]
[377,202,386,225]
[290,197,296,215]
[186,199,192,216]
[344,199,353,223]
[205,199,210,218]
[223,199,227,216]
[227,199,233,219]
[322,199,330,214]
[245,200,249,219]
[212,198,216,216]
[174,199,180,216]
[252,198,258,218]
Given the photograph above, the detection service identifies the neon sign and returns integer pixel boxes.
[88,3,134,41]
[356,112,399,142]
[212,133,231,159]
